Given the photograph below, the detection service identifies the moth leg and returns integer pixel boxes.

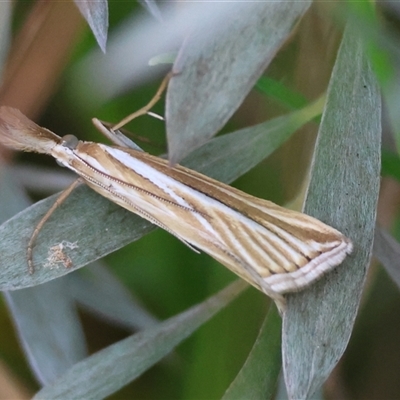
[92,71,172,149]
[112,71,173,131]
[27,178,83,274]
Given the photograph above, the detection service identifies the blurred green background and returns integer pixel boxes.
[0,1,400,399]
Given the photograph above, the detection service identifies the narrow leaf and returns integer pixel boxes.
[373,226,400,289]
[0,169,87,384]
[222,305,282,400]
[138,0,163,22]
[166,1,311,163]
[68,263,159,330]
[33,280,248,400]
[282,24,381,399]
[74,0,108,53]
[5,281,87,385]
[0,0,11,77]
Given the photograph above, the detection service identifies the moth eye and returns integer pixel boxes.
[61,134,79,149]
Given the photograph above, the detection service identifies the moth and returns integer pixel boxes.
[0,106,352,311]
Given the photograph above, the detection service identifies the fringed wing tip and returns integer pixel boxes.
[263,237,353,296]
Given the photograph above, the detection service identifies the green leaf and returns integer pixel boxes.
[33,280,248,399]
[166,1,311,163]
[282,23,381,399]
[222,305,282,400]
[381,149,400,181]
[373,227,400,289]
[67,263,159,330]
[255,76,308,110]
[5,280,87,385]
[0,169,87,384]
[74,0,108,53]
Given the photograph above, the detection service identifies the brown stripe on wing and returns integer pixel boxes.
[79,144,351,296]
[70,142,211,217]
[209,206,295,276]
[128,148,347,247]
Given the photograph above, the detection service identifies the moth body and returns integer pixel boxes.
[52,139,353,309]
[0,106,353,310]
